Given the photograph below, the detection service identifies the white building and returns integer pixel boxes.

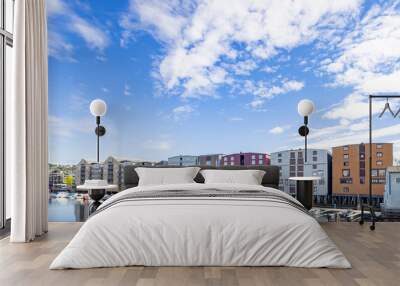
[76,157,154,191]
[75,159,103,186]
[103,156,154,190]
[270,149,332,203]
[168,155,198,166]
[383,166,400,213]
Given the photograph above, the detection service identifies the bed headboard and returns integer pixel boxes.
[123,165,280,189]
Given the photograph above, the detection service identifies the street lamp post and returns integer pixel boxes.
[297,99,315,162]
[89,99,107,162]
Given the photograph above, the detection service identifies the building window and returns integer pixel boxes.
[312,156,317,162]
[230,162,234,166]
[258,159,263,165]
[278,158,282,163]
[343,154,349,159]
[313,164,317,169]
[342,169,350,177]
[378,169,386,177]
[377,152,383,158]
[224,157,227,161]
[290,166,295,172]
[297,165,304,172]
[343,187,349,193]
[290,152,295,159]
[290,159,296,165]
[251,159,256,165]
[312,150,318,155]
[230,156,234,161]
[377,144,383,149]
[278,153,282,157]
[371,169,377,177]
[252,154,256,159]
[298,152,303,158]
[360,153,365,159]
[376,160,383,166]
[340,178,353,184]
[343,161,349,166]
[343,146,349,151]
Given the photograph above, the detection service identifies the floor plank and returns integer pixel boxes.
[0,222,399,286]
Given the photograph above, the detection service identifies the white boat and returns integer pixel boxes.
[56,192,69,199]
[75,193,84,200]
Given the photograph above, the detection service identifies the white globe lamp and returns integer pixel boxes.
[297,99,315,163]
[89,99,107,163]
[297,99,315,117]
[90,99,107,117]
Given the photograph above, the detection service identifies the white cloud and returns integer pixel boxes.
[143,139,172,151]
[101,87,109,93]
[46,0,68,16]
[248,98,265,110]
[47,0,110,58]
[172,104,194,120]
[320,1,400,101]
[228,117,244,122]
[244,79,304,109]
[269,126,284,134]
[173,105,194,114]
[49,115,92,138]
[124,84,131,96]
[323,93,395,121]
[69,94,90,111]
[121,0,360,97]
[48,31,76,62]
[69,15,109,50]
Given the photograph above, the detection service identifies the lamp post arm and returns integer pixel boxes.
[304,116,308,163]
[96,116,100,163]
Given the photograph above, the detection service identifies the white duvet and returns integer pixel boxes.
[50,183,351,269]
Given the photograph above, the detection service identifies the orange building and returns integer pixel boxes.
[332,143,393,206]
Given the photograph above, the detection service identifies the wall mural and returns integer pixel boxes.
[46,0,400,221]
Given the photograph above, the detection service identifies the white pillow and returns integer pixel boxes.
[135,167,200,186]
[200,169,266,185]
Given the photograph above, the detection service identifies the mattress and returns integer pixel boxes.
[50,183,351,269]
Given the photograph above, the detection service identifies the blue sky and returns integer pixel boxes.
[47,0,400,164]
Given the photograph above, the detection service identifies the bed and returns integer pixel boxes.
[50,166,350,269]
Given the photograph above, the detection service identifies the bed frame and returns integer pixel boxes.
[123,165,280,189]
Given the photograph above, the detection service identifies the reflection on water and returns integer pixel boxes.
[48,192,377,223]
[48,193,90,222]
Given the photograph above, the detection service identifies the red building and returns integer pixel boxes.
[220,152,270,167]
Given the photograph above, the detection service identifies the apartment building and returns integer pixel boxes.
[332,143,393,206]
[168,155,199,166]
[220,152,270,167]
[270,149,332,203]
[198,154,224,167]
[48,170,64,191]
[76,157,153,191]
[75,159,103,186]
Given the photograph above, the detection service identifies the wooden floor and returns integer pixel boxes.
[0,222,399,286]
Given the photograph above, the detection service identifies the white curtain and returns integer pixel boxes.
[9,0,48,242]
